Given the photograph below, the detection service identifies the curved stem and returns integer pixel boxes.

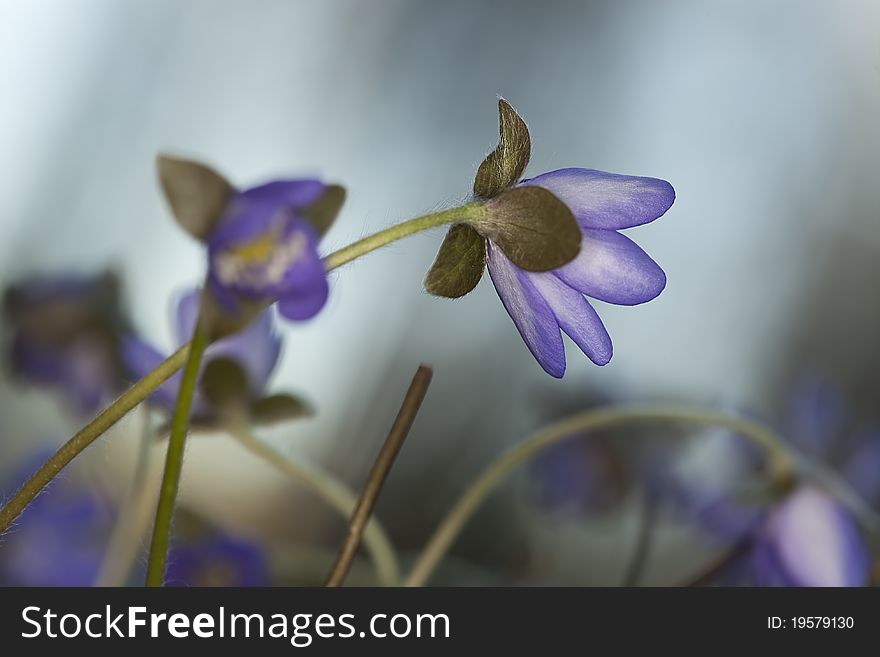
[403,405,794,587]
[145,325,209,586]
[94,407,163,586]
[0,344,190,535]
[322,203,484,271]
[227,424,401,586]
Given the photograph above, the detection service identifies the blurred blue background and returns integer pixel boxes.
[2,0,879,585]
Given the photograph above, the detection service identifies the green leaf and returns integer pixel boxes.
[423,224,487,298]
[302,184,346,236]
[157,154,233,241]
[480,186,581,272]
[473,98,532,199]
[250,393,314,425]
[199,357,249,408]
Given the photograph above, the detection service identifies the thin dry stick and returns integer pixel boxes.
[324,364,433,587]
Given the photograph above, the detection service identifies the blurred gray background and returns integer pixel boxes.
[2,0,879,584]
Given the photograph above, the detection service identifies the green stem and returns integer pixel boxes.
[0,204,480,537]
[322,203,484,271]
[0,344,189,535]
[403,405,794,587]
[228,424,401,586]
[145,324,209,586]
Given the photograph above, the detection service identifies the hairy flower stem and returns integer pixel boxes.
[403,405,797,587]
[0,344,189,535]
[0,204,482,536]
[145,324,209,586]
[322,202,485,271]
[228,423,401,586]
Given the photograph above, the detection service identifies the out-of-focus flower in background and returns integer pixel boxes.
[3,271,130,415]
[751,486,869,586]
[156,156,344,337]
[784,376,880,510]
[165,533,268,587]
[0,450,112,586]
[529,435,627,516]
[525,391,633,516]
[667,377,876,586]
[122,289,309,429]
[206,180,331,323]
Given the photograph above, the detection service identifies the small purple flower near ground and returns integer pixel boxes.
[0,451,112,586]
[3,272,129,414]
[488,169,674,376]
[165,534,268,587]
[665,377,876,586]
[122,290,307,428]
[752,486,870,586]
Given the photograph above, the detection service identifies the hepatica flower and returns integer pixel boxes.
[3,271,129,414]
[123,290,310,429]
[156,155,345,338]
[423,100,674,376]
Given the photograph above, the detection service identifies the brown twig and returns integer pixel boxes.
[324,364,433,587]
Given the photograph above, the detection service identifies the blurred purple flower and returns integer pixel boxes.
[0,451,111,586]
[121,290,288,426]
[165,534,268,587]
[784,376,880,509]
[752,486,869,586]
[529,437,626,515]
[206,181,330,322]
[667,378,877,586]
[3,272,129,414]
[488,169,674,376]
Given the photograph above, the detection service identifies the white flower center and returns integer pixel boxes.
[214,230,308,290]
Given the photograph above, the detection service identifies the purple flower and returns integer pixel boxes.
[425,101,674,377]
[206,181,330,322]
[3,272,129,414]
[488,169,673,376]
[752,486,870,586]
[0,451,112,586]
[525,391,634,515]
[664,378,877,586]
[784,376,880,509]
[165,534,268,587]
[157,156,345,334]
[529,435,627,515]
[122,290,308,428]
